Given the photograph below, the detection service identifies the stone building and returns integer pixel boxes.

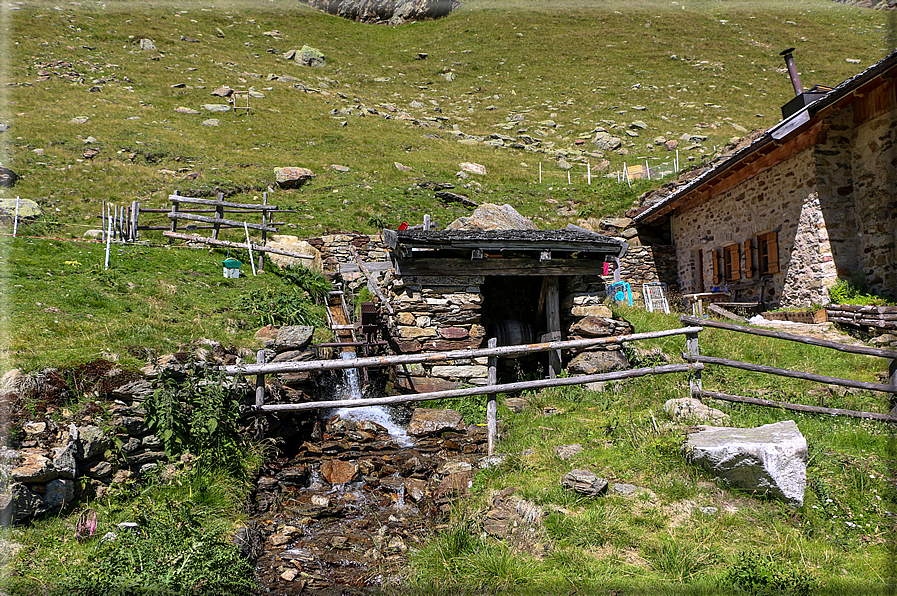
[634,49,897,308]
[382,228,631,390]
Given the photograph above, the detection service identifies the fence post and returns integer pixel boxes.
[212,192,224,239]
[255,349,267,440]
[686,331,701,399]
[169,191,179,239]
[487,337,497,456]
[258,192,268,273]
[131,201,139,241]
[889,358,897,417]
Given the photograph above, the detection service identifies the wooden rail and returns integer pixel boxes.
[679,315,897,421]
[227,326,703,453]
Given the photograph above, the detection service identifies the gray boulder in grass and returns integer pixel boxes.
[683,420,807,505]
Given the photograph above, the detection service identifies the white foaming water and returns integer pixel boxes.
[334,351,412,446]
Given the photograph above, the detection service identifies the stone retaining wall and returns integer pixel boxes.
[306,233,389,275]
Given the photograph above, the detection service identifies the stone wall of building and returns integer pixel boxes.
[850,92,897,299]
[670,150,818,307]
[669,88,897,307]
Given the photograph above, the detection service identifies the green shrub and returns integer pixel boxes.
[234,287,325,327]
[145,364,249,476]
[274,265,332,304]
[723,552,821,596]
[828,279,895,306]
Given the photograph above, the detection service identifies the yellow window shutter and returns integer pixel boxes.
[743,239,753,278]
[731,245,741,280]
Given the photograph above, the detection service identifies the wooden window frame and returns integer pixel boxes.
[723,244,741,282]
[757,232,779,276]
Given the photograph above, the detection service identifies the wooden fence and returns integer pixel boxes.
[679,315,897,422]
[221,326,705,453]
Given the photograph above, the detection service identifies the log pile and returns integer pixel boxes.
[825,304,897,330]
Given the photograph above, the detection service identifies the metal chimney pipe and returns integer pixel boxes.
[780,47,803,96]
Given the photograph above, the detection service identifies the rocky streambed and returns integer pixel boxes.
[245,408,490,595]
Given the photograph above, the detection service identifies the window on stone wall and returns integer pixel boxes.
[724,244,741,282]
[757,232,779,276]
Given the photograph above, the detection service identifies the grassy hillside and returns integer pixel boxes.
[1,0,892,239]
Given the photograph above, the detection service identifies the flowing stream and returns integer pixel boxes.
[333,351,411,445]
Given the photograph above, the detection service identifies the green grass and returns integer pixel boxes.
[404,306,897,594]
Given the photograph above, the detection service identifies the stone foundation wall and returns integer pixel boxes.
[384,273,488,391]
[306,233,389,275]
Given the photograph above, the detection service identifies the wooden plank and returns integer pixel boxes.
[167,212,279,233]
[168,194,279,210]
[679,315,897,359]
[486,338,497,456]
[245,363,704,414]
[683,354,897,393]
[394,257,607,277]
[255,349,266,440]
[222,326,705,376]
[700,390,896,423]
[708,303,747,323]
[350,246,394,315]
[163,232,314,259]
[546,276,562,378]
[259,192,268,272]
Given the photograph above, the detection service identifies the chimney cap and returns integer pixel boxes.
[780,47,796,56]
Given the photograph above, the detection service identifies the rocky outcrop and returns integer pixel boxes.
[445,203,539,231]
[684,420,807,505]
[300,0,459,24]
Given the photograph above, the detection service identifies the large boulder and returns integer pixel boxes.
[274,167,315,189]
[265,236,323,272]
[0,198,38,217]
[683,420,807,505]
[300,0,456,24]
[445,203,538,231]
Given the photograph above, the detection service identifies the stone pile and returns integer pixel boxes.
[563,276,634,375]
[250,408,488,592]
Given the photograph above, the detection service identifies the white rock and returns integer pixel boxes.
[684,420,807,505]
[663,398,729,424]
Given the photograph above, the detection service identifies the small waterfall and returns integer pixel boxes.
[334,351,411,445]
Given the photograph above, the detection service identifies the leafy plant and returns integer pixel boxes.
[145,363,248,476]
[234,287,326,327]
[723,552,821,596]
[274,265,333,304]
[828,279,895,306]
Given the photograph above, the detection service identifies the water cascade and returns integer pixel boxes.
[333,351,411,445]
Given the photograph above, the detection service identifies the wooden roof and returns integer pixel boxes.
[383,227,629,277]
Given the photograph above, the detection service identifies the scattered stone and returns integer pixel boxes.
[459,162,486,175]
[274,167,315,188]
[297,45,325,67]
[330,164,350,172]
[274,326,314,351]
[407,408,464,436]
[138,38,156,51]
[561,469,608,497]
[281,569,299,582]
[663,398,729,424]
[684,420,807,505]
[394,162,412,172]
[567,350,629,375]
[202,119,219,126]
[0,197,39,217]
[504,397,527,413]
[211,86,233,97]
[555,444,583,460]
[611,483,654,499]
[70,116,89,124]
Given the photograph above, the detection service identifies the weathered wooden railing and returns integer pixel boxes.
[679,315,897,423]
[222,326,705,454]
